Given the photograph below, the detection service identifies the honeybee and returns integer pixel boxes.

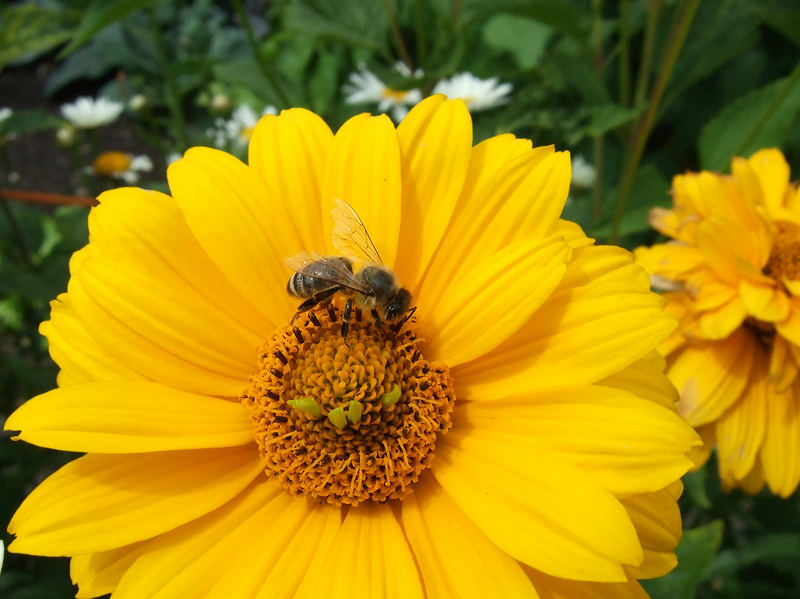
[286,199,413,336]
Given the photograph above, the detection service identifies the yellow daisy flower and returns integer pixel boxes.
[5,95,697,598]
[636,148,800,497]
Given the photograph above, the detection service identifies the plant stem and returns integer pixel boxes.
[618,0,630,107]
[633,0,662,107]
[610,0,700,243]
[591,0,605,223]
[383,0,414,71]
[231,0,291,108]
[413,0,427,69]
[149,9,188,149]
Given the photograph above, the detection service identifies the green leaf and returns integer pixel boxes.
[752,0,800,47]
[0,111,65,137]
[708,534,800,580]
[644,520,724,599]
[682,468,712,509]
[0,4,78,70]
[59,0,165,57]
[585,102,646,138]
[282,0,390,52]
[698,63,800,171]
[458,0,588,39]
[482,14,552,70]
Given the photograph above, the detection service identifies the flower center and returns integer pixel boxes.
[381,88,410,102]
[93,151,132,176]
[241,305,455,506]
[764,225,800,281]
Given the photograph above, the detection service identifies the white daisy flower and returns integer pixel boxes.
[211,104,277,149]
[60,96,124,129]
[0,107,12,123]
[343,62,423,122]
[89,151,153,184]
[571,154,597,189]
[432,72,512,112]
[166,152,182,165]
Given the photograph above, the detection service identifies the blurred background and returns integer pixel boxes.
[1,0,800,597]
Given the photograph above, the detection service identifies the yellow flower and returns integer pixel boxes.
[636,148,800,497]
[5,96,697,598]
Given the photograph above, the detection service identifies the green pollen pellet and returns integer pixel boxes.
[287,397,322,419]
[380,384,402,407]
[327,406,348,429]
[347,399,364,425]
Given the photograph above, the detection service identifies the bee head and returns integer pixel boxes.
[383,288,412,321]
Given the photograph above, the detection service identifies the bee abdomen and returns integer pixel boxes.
[287,273,317,298]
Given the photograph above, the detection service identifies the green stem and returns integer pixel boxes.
[149,9,188,149]
[383,0,414,71]
[633,0,662,107]
[610,0,700,243]
[413,0,427,69]
[231,0,290,108]
[618,0,630,107]
[591,0,605,223]
[734,63,800,158]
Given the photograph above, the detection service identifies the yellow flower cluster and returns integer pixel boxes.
[636,149,800,496]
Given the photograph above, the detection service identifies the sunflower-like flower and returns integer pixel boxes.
[5,96,697,598]
[636,148,800,497]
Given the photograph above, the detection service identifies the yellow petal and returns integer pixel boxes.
[695,215,766,283]
[697,295,747,339]
[40,294,141,386]
[8,446,263,555]
[716,350,768,483]
[320,113,402,268]
[168,147,301,326]
[78,257,258,380]
[770,334,798,392]
[621,483,682,579]
[71,543,146,599]
[395,96,472,286]
[684,268,738,312]
[248,108,333,253]
[417,146,569,301]
[597,351,679,409]
[634,242,704,281]
[668,329,755,426]
[401,476,538,599]
[688,424,716,470]
[453,385,697,496]
[66,274,246,397]
[421,235,570,366]
[223,503,340,599]
[295,503,423,599]
[456,276,674,400]
[89,187,274,340]
[5,381,253,453]
[746,148,790,216]
[760,383,800,497]
[775,297,800,346]
[434,429,643,582]
[739,279,790,322]
[528,571,649,599]
[112,481,283,598]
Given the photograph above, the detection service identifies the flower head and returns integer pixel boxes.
[432,72,512,112]
[89,151,153,184]
[636,148,800,496]
[343,62,422,122]
[571,154,597,189]
[0,107,11,123]
[211,104,277,150]
[6,96,697,597]
[60,96,124,129]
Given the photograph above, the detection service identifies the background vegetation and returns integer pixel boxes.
[2,0,800,597]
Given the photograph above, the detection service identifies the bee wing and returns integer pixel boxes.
[331,198,383,264]
[285,251,368,293]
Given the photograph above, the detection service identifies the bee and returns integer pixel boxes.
[286,199,413,336]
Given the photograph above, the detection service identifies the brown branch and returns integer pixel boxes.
[0,189,98,207]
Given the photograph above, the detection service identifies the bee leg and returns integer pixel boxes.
[292,287,340,323]
[341,297,353,337]
[392,306,417,335]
